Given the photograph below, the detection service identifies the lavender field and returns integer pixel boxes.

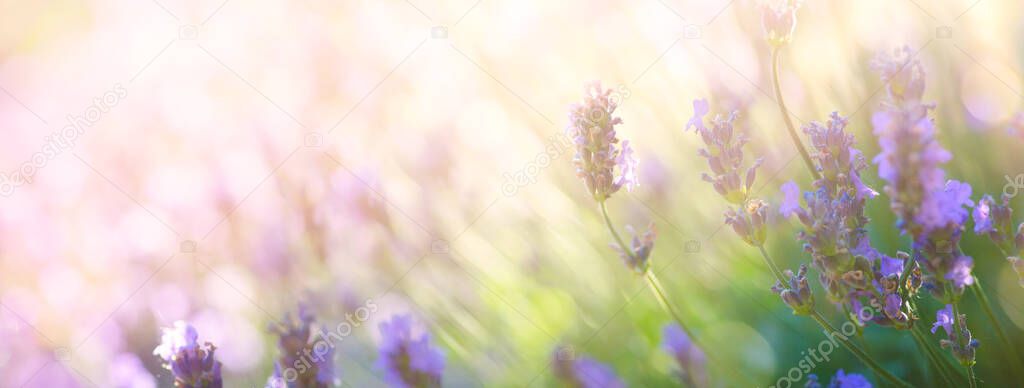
[1,1,1023,387]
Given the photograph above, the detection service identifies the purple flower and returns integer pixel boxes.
[931,305,954,335]
[153,321,222,388]
[615,140,639,192]
[761,0,801,47]
[567,82,635,201]
[772,264,814,315]
[110,353,156,388]
[377,315,444,388]
[611,223,656,273]
[725,199,769,247]
[870,46,926,103]
[945,256,975,288]
[779,181,801,218]
[830,369,872,388]
[806,370,872,388]
[553,348,625,388]
[689,99,762,205]
[973,196,994,234]
[268,305,337,388]
[661,324,706,387]
[917,180,973,232]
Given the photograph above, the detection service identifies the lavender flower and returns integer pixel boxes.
[932,305,980,366]
[689,99,769,247]
[611,223,656,273]
[973,194,1024,287]
[761,0,801,47]
[771,264,814,315]
[805,369,872,388]
[778,112,913,327]
[267,306,336,388]
[153,321,222,388]
[552,347,625,388]
[376,315,444,388]
[568,82,637,201]
[662,324,707,387]
[871,47,978,299]
[688,99,762,206]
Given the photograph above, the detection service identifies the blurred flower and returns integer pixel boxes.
[552,347,625,388]
[806,369,872,388]
[567,82,636,201]
[870,46,926,103]
[661,324,706,387]
[376,315,444,388]
[761,0,801,47]
[154,321,223,388]
[267,305,336,388]
[611,223,656,273]
[772,264,814,315]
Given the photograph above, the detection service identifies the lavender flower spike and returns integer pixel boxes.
[772,264,814,315]
[267,305,337,388]
[662,324,707,387]
[552,346,625,388]
[611,223,656,273]
[154,321,223,388]
[567,82,637,201]
[377,315,445,388]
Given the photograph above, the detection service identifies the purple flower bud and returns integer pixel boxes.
[870,46,926,103]
[567,82,635,201]
[772,264,814,315]
[611,223,657,273]
[761,0,801,47]
[268,305,337,388]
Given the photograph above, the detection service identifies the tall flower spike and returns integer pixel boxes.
[267,305,336,388]
[552,346,626,388]
[761,0,801,48]
[154,321,223,388]
[567,82,637,201]
[377,315,445,388]
[662,324,707,387]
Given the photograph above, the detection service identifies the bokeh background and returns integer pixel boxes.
[1,0,1023,386]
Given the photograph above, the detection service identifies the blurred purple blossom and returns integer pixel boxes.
[376,315,444,388]
[553,348,625,388]
[153,321,223,388]
[661,323,706,387]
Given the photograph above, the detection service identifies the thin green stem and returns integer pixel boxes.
[809,311,913,388]
[645,271,692,335]
[910,324,958,387]
[967,366,977,388]
[756,245,789,285]
[770,47,820,181]
[971,279,1024,368]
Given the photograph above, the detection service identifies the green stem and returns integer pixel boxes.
[809,311,913,388]
[910,324,958,387]
[645,271,692,335]
[756,245,789,285]
[971,279,1024,369]
[770,47,820,181]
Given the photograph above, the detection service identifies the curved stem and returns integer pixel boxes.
[756,245,789,285]
[910,324,958,387]
[645,271,693,335]
[770,47,820,181]
[809,311,913,388]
